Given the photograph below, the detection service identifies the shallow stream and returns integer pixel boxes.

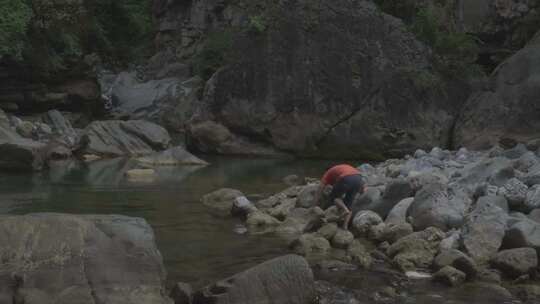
[0,156,520,303]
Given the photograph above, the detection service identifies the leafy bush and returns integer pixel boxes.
[0,0,32,59]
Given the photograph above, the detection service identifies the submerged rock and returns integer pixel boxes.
[137,146,208,166]
[0,213,171,304]
[202,188,244,217]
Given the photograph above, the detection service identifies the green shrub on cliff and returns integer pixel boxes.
[0,0,32,59]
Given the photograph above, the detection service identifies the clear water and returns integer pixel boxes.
[0,156,522,303]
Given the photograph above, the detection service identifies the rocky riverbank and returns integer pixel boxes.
[202,144,540,303]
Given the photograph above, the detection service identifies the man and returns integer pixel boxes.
[316,164,366,230]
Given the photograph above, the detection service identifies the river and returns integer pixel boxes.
[0,156,520,303]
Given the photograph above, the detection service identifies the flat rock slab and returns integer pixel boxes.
[0,213,171,304]
[193,255,315,304]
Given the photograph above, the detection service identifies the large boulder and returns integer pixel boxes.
[109,72,202,133]
[351,210,383,237]
[408,183,470,231]
[0,213,171,304]
[504,219,540,252]
[497,178,529,210]
[0,137,46,171]
[193,255,315,304]
[387,227,445,271]
[186,0,467,159]
[80,120,171,157]
[356,179,414,218]
[454,31,540,149]
[385,197,414,225]
[42,110,79,147]
[492,248,538,278]
[290,234,331,256]
[460,200,508,263]
[457,157,513,194]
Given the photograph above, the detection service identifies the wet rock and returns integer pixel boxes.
[81,120,171,157]
[202,188,244,217]
[433,249,477,278]
[297,184,320,208]
[351,210,383,237]
[351,188,382,215]
[231,196,257,218]
[382,223,413,244]
[246,211,281,228]
[331,229,354,249]
[368,223,387,242]
[498,178,528,210]
[347,240,373,269]
[433,266,466,287]
[0,138,46,171]
[387,227,445,271]
[461,200,507,263]
[170,282,193,304]
[137,146,209,166]
[193,255,315,304]
[385,197,414,226]
[407,171,449,192]
[268,198,297,220]
[0,213,171,304]
[323,206,342,224]
[510,284,540,303]
[277,208,324,236]
[492,248,538,278]
[476,269,502,284]
[408,182,469,231]
[317,223,339,240]
[502,144,530,160]
[290,234,331,256]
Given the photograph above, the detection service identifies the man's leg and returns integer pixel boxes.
[334,198,351,230]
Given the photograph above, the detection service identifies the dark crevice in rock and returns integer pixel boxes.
[314,87,381,148]
[81,248,98,304]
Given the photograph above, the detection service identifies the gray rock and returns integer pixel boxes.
[347,240,373,269]
[461,200,507,263]
[408,183,470,232]
[385,197,414,225]
[43,110,79,147]
[277,208,324,236]
[314,260,357,272]
[433,249,477,278]
[433,266,466,287]
[528,209,540,223]
[136,146,209,166]
[382,223,413,244]
[351,188,381,215]
[268,198,297,220]
[488,165,515,187]
[297,184,319,208]
[317,223,339,240]
[170,282,193,304]
[202,188,244,216]
[351,210,383,237]
[283,174,302,186]
[16,120,34,138]
[439,230,461,251]
[524,185,540,212]
[186,0,464,159]
[0,213,171,304]
[0,132,47,171]
[502,144,530,160]
[514,152,539,173]
[290,234,331,256]
[510,284,540,303]
[497,178,529,210]
[246,211,281,228]
[81,120,171,157]
[368,222,387,242]
[387,227,445,271]
[414,149,427,158]
[476,196,509,213]
[193,255,315,304]
[492,248,538,278]
[453,29,540,149]
[231,196,257,217]
[331,229,354,249]
[457,157,512,193]
[503,219,540,252]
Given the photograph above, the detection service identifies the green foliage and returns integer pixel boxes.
[375,1,482,79]
[248,15,267,33]
[0,0,32,59]
[193,30,234,80]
